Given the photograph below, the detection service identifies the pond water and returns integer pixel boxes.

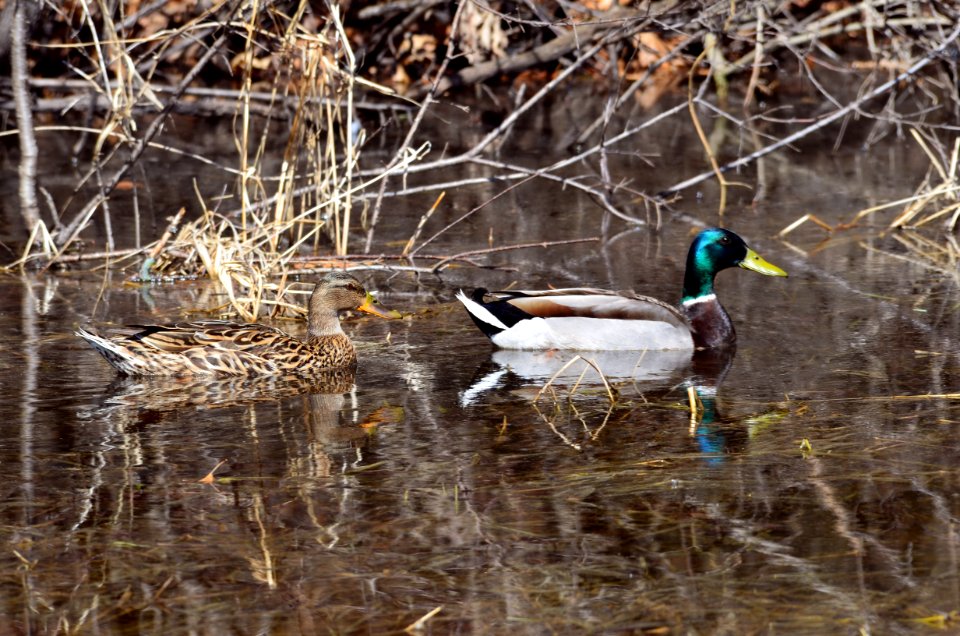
[3,96,960,634]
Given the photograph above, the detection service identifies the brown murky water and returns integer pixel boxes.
[3,99,960,634]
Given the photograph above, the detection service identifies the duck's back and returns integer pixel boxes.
[78,321,357,376]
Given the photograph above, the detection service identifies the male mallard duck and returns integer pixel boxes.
[77,271,394,376]
[456,227,786,351]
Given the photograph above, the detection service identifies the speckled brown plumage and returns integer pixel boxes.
[77,272,393,376]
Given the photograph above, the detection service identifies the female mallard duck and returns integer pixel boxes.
[77,271,394,376]
[457,227,786,351]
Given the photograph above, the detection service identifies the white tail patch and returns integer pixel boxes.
[455,290,509,331]
[76,328,130,359]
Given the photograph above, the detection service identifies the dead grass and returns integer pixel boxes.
[6,1,960,321]
[780,128,960,285]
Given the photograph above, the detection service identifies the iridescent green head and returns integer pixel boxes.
[681,228,787,303]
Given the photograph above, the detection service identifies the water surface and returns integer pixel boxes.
[2,99,960,634]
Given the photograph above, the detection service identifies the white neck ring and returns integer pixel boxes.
[682,293,717,308]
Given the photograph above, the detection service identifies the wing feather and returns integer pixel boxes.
[486,289,688,328]
[120,322,286,354]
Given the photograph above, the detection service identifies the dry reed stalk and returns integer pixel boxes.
[163,5,411,319]
[687,385,701,429]
[10,1,960,328]
[402,193,446,257]
[778,214,835,238]
[780,124,960,278]
[236,0,261,243]
[5,2,418,324]
[831,129,960,276]
[403,606,443,633]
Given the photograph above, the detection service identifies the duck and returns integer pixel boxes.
[76,271,394,376]
[456,227,786,351]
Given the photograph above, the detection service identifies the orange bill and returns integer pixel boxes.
[356,292,400,319]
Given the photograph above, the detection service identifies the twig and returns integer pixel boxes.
[42,247,145,263]
[687,46,733,215]
[408,174,539,259]
[428,10,643,96]
[138,207,187,278]
[581,357,617,405]
[460,18,650,163]
[403,606,443,633]
[363,0,467,252]
[253,65,689,234]
[430,237,600,273]
[281,263,439,275]
[742,3,765,111]
[466,159,642,225]
[118,0,169,31]
[731,13,954,71]
[279,240,599,274]
[533,401,583,451]
[575,33,700,145]
[402,192,446,256]
[358,0,445,20]
[52,2,243,258]
[661,19,960,196]
[22,79,406,113]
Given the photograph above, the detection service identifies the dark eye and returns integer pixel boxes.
[719,236,730,245]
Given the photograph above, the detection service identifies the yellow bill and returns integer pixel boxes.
[739,248,788,277]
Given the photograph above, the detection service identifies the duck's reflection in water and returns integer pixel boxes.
[80,367,367,480]
[460,348,693,406]
[88,367,358,415]
[461,345,768,462]
[687,348,747,462]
